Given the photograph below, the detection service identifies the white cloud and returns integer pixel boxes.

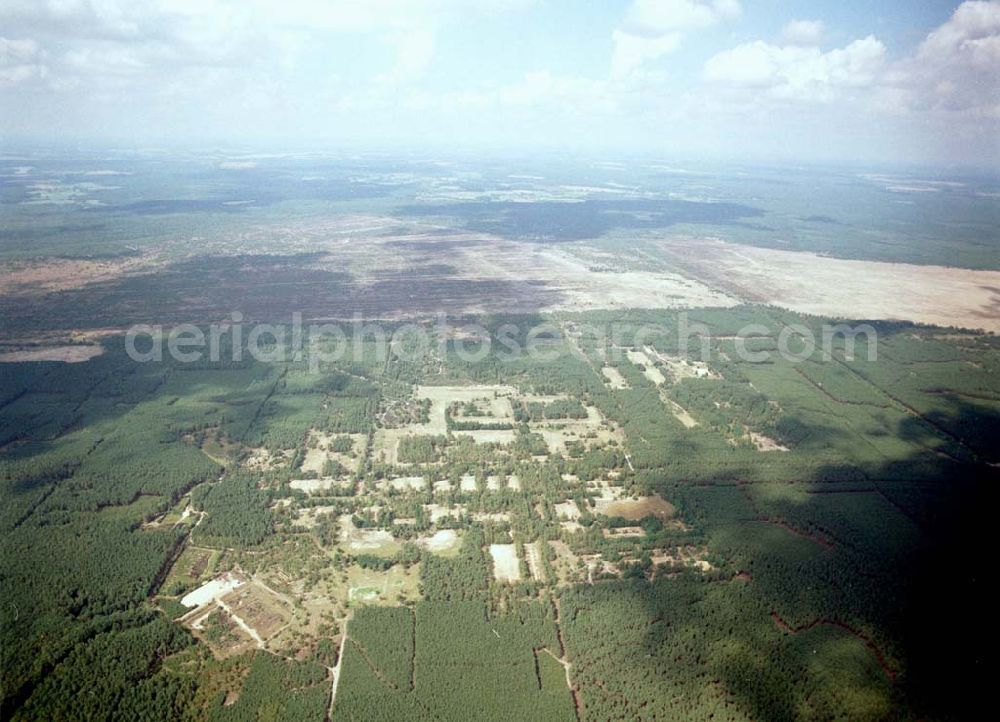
[621,0,741,36]
[703,35,886,102]
[0,0,535,92]
[611,0,740,79]
[0,37,47,86]
[610,29,682,79]
[885,0,1000,116]
[377,28,436,84]
[780,19,824,47]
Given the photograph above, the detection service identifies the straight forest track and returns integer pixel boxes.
[326,616,349,722]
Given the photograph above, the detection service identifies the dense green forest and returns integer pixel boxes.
[1,307,995,720]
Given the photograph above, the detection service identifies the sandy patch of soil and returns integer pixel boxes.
[554,501,581,520]
[0,344,105,363]
[181,571,246,609]
[750,431,789,452]
[339,515,399,554]
[597,494,675,520]
[301,430,365,474]
[656,236,1000,333]
[452,429,517,445]
[662,394,699,428]
[524,541,543,580]
[425,503,465,522]
[625,349,666,385]
[414,384,517,434]
[0,255,157,295]
[480,243,739,312]
[419,529,460,553]
[603,527,646,538]
[293,505,338,529]
[289,478,353,494]
[489,544,521,582]
[379,476,427,492]
[644,346,719,380]
[601,366,630,389]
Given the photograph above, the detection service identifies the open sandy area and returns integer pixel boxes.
[489,544,521,582]
[655,236,1000,333]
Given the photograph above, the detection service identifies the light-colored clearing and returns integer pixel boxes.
[625,349,666,385]
[345,563,421,606]
[371,428,403,466]
[425,503,465,522]
[656,236,1000,333]
[596,494,675,520]
[452,429,517,445]
[301,430,365,474]
[484,474,520,490]
[750,431,789,452]
[489,544,521,582]
[181,572,246,608]
[290,478,353,493]
[645,346,719,380]
[601,366,630,389]
[663,394,699,428]
[532,405,621,456]
[554,501,581,520]
[294,505,338,529]
[603,527,646,538]
[588,479,625,500]
[413,384,517,434]
[524,542,543,580]
[386,475,427,491]
[420,529,460,553]
[339,515,399,554]
[459,474,478,491]
[0,345,105,363]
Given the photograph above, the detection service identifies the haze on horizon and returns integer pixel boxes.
[1,0,999,168]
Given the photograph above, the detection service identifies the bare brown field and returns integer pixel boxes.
[0,254,158,295]
[597,494,676,520]
[4,217,997,344]
[655,236,1000,333]
[0,345,105,363]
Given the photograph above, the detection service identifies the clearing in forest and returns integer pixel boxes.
[644,346,719,380]
[489,544,521,582]
[625,349,666,385]
[181,571,246,609]
[289,478,354,493]
[601,365,629,389]
[300,430,366,474]
[414,384,517,434]
[530,404,621,456]
[524,542,544,580]
[595,494,675,520]
[418,529,461,554]
[339,515,400,555]
[554,500,581,520]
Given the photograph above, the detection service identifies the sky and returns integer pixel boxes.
[1,0,998,167]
